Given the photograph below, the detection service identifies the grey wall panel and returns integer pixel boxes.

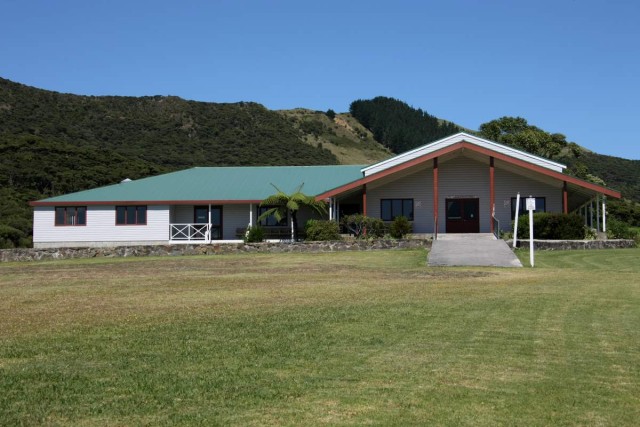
[366,167,434,233]
[223,204,250,240]
[173,205,193,223]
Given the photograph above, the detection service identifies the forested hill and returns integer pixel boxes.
[349,97,462,153]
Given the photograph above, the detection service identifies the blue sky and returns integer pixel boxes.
[2,0,639,159]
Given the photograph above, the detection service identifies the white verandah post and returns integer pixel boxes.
[249,203,253,227]
[208,204,212,243]
[513,192,521,249]
[329,198,334,221]
[596,194,601,233]
[602,196,607,233]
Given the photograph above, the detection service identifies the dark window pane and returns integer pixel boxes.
[381,200,392,221]
[126,206,136,224]
[55,207,65,225]
[77,207,86,225]
[194,207,207,223]
[137,206,147,224]
[464,200,477,220]
[66,208,76,225]
[403,199,414,220]
[392,200,402,219]
[116,206,126,224]
[447,200,461,219]
[511,197,547,219]
[211,208,221,226]
[258,206,284,226]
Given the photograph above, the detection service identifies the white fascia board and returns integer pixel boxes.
[362,132,566,176]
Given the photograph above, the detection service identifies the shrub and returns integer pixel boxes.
[607,218,639,240]
[514,213,585,240]
[389,216,412,239]
[244,226,264,243]
[305,220,341,241]
[0,224,25,249]
[325,109,336,120]
[341,214,386,239]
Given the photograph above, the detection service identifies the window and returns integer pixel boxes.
[257,206,287,226]
[116,206,147,225]
[511,197,546,219]
[381,199,414,221]
[55,206,86,226]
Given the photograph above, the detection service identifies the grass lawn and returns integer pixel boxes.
[1,248,639,426]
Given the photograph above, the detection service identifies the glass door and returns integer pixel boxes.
[445,198,480,233]
[210,206,222,240]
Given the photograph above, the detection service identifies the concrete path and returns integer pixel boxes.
[428,233,523,267]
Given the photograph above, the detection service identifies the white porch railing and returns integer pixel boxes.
[170,223,210,242]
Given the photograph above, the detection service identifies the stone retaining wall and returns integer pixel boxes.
[506,239,636,250]
[1,239,432,262]
[2,238,635,263]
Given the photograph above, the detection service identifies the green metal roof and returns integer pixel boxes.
[33,165,366,205]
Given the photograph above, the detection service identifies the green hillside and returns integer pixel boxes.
[277,108,392,165]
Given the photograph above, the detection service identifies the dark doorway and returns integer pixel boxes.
[194,205,223,239]
[338,203,360,218]
[445,198,480,233]
[338,203,361,233]
[194,206,208,223]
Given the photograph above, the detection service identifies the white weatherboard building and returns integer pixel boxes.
[31,133,620,248]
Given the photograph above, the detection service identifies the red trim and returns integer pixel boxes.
[489,156,495,233]
[31,199,262,207]
[315,141,621,200]
[433,157,439,236]
[563,181,568,214]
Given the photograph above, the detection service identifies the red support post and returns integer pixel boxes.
[362,184,367,217]
[563,181,568,214]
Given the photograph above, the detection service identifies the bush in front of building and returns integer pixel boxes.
[244,226,265,243]
[389,216,412,239]
[341,214,386,239]
[606,217,639,241]
[514,213,586,240]
[305,220,342,241]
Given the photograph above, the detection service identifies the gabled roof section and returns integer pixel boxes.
[31,165,366,206]
[315,133,620,200]
[362,132,566,176]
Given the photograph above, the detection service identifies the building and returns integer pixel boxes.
[30,133,620,248]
